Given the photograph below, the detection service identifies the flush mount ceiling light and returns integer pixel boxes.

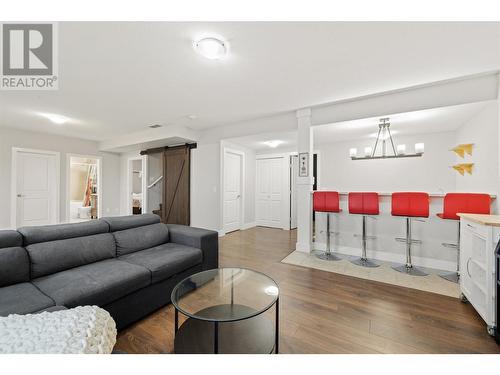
[194,37,227,60]
[262,140,284,148]
[350,118,424,160]
[39,113,70,125]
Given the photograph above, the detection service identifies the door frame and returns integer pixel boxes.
[66,153,103,222]
[221,147,245,235]
[11,147,61,228]
[126,155,148,215]
[289,154,298,230]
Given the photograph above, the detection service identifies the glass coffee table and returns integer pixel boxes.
[171,267,279,354]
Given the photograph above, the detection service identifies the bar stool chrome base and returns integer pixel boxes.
[439,271,459,283]
[316,252,342,261]
[392,264,428,277]
[350,257,380,268]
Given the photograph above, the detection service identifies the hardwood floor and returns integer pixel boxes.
[114,227,500,354]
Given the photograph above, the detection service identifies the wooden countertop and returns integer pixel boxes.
[458,213,500,227]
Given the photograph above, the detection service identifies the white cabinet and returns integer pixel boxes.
[459,217,499,335]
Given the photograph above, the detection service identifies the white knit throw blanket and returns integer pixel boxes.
[0,306,117,354]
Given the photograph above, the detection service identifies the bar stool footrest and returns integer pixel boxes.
[395,237,422,244]
[353,234,377,240]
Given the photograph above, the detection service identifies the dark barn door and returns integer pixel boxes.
[141,144,195,226]
[163,146,190,225]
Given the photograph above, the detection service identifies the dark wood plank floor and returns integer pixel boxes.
[114,227,500,354]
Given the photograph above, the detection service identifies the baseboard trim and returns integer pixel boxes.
[241,222,256,230]
[218,230,225,237]
[312,243,456,272]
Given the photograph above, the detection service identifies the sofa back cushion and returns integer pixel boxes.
[0,230,29,287]
[101,214,160,232]
[18,220,110,245]
[19,220,115,279]
[0,230,22,248]
[26,233,116,279]
[113,223,169,256]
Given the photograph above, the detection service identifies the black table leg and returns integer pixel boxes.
[275,297,279,354]
[214,321,219,354]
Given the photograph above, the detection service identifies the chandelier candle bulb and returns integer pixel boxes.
[349,148,358,158]
[397,144,406,155]
[415,143,425,154]
[364,147,372,157]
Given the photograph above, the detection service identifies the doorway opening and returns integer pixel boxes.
[223,148,245,233]
[127,157,146,215]
[68,155,101,223]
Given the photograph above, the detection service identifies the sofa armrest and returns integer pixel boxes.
[166,224,218,270]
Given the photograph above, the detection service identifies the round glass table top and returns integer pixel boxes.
[171,268,279,322]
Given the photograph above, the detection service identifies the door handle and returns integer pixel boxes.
[236,195,241,199]
[466,257,472,278]
[16,194,24,198]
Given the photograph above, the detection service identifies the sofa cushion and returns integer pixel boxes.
[0,230,22,248]
[119,243,203,284]
[18,220,109,246]
[32,259,151,307]
[0,247,30,287]
[102,214,160,232]
[0,283,54,317]
[113,223,169,256]
[26,233,116,279]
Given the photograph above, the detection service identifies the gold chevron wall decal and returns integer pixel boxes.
[452,163,474,175]
[451,143,474,158]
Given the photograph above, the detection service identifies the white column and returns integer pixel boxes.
[296,108,314,253]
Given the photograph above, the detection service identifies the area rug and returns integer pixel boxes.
[281,251,459,298]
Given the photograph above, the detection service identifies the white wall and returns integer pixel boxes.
[316,131,457,193]
[0,127,121,229]
[455,101,499,196]
[190,141,221,231]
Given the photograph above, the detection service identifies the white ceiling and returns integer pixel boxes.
[313,101,490,144]
[228,131,298,152]
[0,22,499,142]
[229,101,490,150]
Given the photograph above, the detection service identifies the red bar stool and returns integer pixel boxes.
[348,192,380,268]
[391,192,430,276]
[313,191,342,261]
[437,193,491,283]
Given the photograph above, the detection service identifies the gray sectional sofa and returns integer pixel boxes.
[0,214,218,329]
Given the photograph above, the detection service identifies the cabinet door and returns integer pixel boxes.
[461,220,488,322]
[460,221,474,299]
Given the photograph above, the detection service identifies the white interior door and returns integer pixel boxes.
[14,150,58,227]
[256,157,283,228]
[290,155,298,229]
[223,151,242,233]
